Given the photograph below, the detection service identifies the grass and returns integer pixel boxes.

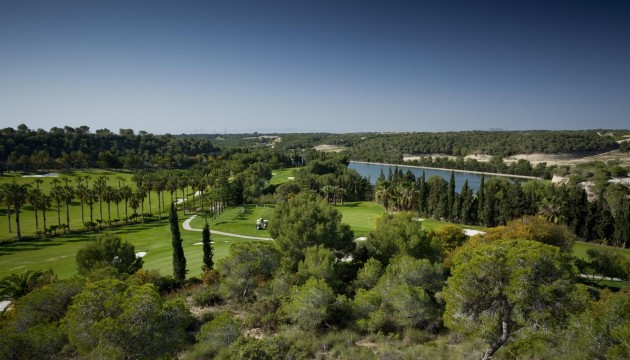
[189,204,276,237]
[269,168,297,185]
[0,169,197,242]
[0,210,261,279]
[572,241,630,261]
[335,201,385,238]
[7,189,627,286]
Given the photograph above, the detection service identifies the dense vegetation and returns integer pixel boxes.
[0,124,217,172]
[1,126,630,359]
[375,167,630,248]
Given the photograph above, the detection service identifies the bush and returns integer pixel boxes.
[192,285,223,307]
[76,233,143,275]
[190,312,242,358]
[134,270,179,293]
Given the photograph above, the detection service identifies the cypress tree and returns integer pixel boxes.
[202,223,213,270]
[447,171,455,221]
[477,174,485,225]
[460,180,472,224]
[169,203,187,284]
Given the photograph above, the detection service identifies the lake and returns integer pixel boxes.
[348,161,532,194]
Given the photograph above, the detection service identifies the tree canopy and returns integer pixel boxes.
[75,233,143,275]
[444,239,586,360]
[269,194,354,267]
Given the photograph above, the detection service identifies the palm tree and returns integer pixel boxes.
[136,187,147,222]
[62,184,74,232]
[27,187,44,229]
[119,184,133,223]
[0,183,12,233]
[50,179,64,227]
[320,185,336,203]
[33,178,43,191]
[115,177,127,218]
[30,179,44,229]
[167,172,178,206]
[76,183,88,224]
[374,180,391,210]
[397,184,417,211]
[538,197,565,224]
[129,192,141,223]
[0,270,44,301]
[102,185,116,225]
[3,182,31,241]
[75,176,86,224]
[154,175,166,220]
[93,176,108,222]
[40,193,51,235]
[145,174,154,216]
[178,173,189,214]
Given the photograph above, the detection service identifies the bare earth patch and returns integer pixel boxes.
[314,144,348,153]
[464,154,493,162]
[403,154,457,161]
[505,150,630,167]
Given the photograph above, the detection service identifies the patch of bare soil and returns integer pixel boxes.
[403,154,457,161]
[314,144,348,153]
[505,150,630,167]
[464,154,492,162]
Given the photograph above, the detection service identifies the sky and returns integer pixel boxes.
[1,0,629,134]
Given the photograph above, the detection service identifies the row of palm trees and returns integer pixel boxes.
[1,168,235,241]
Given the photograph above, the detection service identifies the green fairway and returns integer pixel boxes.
[335,201,385,238]
[0,212,266,279]
[189,204,276,237]
[1,169,197,242]
[573,241,630,260]
[13,197,623,283]
[269,168,297,185]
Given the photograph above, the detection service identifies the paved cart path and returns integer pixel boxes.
[182,215,272,240]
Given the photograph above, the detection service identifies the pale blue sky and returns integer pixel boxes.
[1,0,628,134]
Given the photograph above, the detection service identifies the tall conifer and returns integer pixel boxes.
[169,203,187,284]
[202,223,213,270]
[477,174,485,225]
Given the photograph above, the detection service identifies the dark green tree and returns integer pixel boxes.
[269,194,354,268]
[477,173,485,224]
[365,212,435,265]
[445,239,585,360]
[170,203,187,284]
[447,171,455,221]
[76,233,143,275]
[202,223,213,271]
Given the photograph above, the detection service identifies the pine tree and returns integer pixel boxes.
[169,203,187,284]
[202,223,213,270]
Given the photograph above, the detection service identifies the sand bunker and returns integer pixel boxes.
[463,229,485,237]
[22,173,59,178]
[135,252,147,258]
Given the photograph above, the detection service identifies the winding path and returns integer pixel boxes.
[182,215,272,240]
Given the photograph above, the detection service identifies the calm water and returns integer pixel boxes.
[349,161,528,194]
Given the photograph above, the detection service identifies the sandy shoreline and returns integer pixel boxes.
[349,161,541,180]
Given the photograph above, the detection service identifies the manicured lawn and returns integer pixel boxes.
[19,197,617,283]
[269,168,297,185]
[335,201,385,238]
[0,212,265,279]
[573,241,630,260]
[1,169,196,242]
[188,201,387,239]
[420,218,486,232]
[189,204,276,237]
